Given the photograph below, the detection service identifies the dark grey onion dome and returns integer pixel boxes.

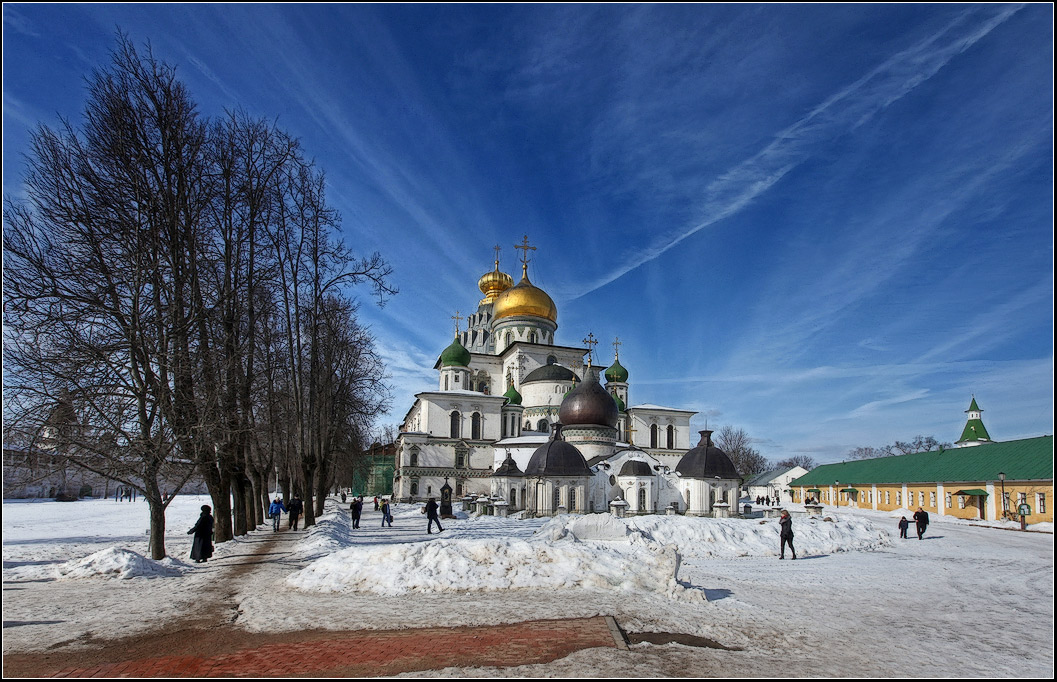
[524,424,591,477]
[675,430,740,479]
[558,366,618,428]
[493,452,524,477]
[618,459,654,477]
[522,363,580,384]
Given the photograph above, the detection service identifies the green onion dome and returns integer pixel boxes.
[611,392,626,412]
[439,336,471,368]
[604,358,629,384]
[503,384,523,406]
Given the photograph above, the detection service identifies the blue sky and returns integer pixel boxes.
[3,4,1053,464]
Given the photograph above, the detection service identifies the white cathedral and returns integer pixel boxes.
[394,238,741,517]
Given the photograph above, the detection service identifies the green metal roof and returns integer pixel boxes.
[790,436,1053,487]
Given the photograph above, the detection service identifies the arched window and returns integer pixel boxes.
[667,425,675,449]
[529,331,537,344]
[409,450,418,467]
[471,412,482,440]
[510,487,517,506]
[570,487,577,512]
[444,375,449,390]
[638,487,647,511]
[410,481,419,497]
[546,355,557,365]
[450,411,461,438]
[650,424,658,448]
[538,419,549,432]
[553,486,561,510]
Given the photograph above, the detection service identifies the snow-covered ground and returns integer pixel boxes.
[2,495,1053,676]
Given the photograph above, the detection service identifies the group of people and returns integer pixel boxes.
[755,495,778,506]
[898,508,930,540]
[268,495,305,532]
[348,495,444,533]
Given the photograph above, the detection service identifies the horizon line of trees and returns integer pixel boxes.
[3,34,396,559]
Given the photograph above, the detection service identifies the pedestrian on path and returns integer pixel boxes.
[778,509,796,560]
[188,505,214,563]
[913,507,929,540]
[350,497,362,528]
[424,497,444,534]
[380,498,393,527]
[898,516,909,539]
[374,496,380,511]
[269,497,286,532]
[288,495,304,530]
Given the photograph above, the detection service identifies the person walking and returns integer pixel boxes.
[269,497,286,532]
[374,496,380,512]
[898,516,910,539]
[187,505,214,563]
[288,494,304,530]
[380,498,393,527]
[913,507,930,540]
[350,496,363,529]
[778,509,796,560]
[424,496,444,534]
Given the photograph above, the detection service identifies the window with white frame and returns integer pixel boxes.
[945,492,952,508]
[1037,493,1046,514]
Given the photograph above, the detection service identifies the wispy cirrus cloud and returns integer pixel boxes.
[569,4,1023,300]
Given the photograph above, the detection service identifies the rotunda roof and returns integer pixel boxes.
[618,459,654,477]
[675,430,740,480]
[524,424,591,477]
[558,367,619,428]
[523,363,580,384]
[493,452,524,477]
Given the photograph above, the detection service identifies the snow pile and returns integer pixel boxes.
[288,509,354,559]
[53,547,186,580]
[542,513,892,558]
[286,536,681,597]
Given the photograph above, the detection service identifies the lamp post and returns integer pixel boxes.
[835,480,840,508]
[999,472,1006,520]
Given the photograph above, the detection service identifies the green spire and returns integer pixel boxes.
[957,397,990,444]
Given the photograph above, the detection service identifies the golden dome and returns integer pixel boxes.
[478,261,514,304]
[493,265,557,323]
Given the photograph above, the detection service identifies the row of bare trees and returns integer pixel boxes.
[3,36,394,558]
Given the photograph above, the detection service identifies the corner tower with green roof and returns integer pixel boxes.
[956,396,992,447]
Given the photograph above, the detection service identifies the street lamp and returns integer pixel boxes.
[999,471,1006,520]
[835,480,840,508]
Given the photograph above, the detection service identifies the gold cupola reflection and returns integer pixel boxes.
[493,237,557,323]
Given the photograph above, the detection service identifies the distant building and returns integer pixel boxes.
[790,400,1052,525]
[744,466,809,504]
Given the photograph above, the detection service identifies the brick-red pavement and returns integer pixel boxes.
[45,617,622,678]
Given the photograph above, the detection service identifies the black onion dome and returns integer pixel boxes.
[558,367,618,428]
[618,459,654,477]
[493,452,524,477]
[675,430,740,479]
[522,363,580,384]
[524,424,591,477]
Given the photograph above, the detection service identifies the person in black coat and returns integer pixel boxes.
[288,495,305,530]
[913,507,930,540]
[350,497,363,529]
[425,497,444,534]
[778,509,796,560]
[188,505,214,563]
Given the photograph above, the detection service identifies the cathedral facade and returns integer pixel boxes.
[394,239,740,516]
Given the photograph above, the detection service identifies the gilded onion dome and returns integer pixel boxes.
[478,258,514,305]
[493,264,557,323]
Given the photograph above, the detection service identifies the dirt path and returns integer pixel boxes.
[2,527,626,678]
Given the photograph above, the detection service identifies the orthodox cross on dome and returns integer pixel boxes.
[582,332,598,366]
[613,336,622,361]
[451,310,463,336]
[493,244,502,269]
[514,235,536,277]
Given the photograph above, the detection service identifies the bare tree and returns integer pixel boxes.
[714,425,769,476]
[775,454,816,470]
[847,435,951,460]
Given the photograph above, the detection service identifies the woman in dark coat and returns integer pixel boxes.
[779,509,796,560]
[188,505,214,563]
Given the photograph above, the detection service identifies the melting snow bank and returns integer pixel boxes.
[8,547,188,581]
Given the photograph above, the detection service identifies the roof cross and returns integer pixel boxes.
[582,332,598,366]
[451,310,463,336]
